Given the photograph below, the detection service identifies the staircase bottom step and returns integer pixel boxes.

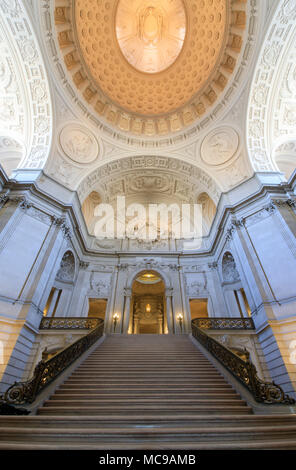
[0,438,295,450]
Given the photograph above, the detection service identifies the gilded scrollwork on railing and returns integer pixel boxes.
[193,317,255,330]
[0,320,104,406]
[192,320,295,405]
[39,317,101,330]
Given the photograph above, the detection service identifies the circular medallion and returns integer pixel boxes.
[116,0,186,74]
[59,124,99,164]
[200,127,239,166]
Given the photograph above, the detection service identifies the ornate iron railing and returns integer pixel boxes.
[0,319,104,406]
[192,320,295,405]
[193,317,255,330]
[39,317,102,330]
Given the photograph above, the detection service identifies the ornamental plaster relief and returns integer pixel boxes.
[200,127,239,167]
[77,156,221,205]
[184,272,208,297]
[47,152,83,188]
[247,0,296,172]
[0,0,52,170]
[58,123,100,165]
[88,272,112,298]
[272,32,296,148]
[0,25,25,137]
[38,0,260,149]
[214,153,250,190]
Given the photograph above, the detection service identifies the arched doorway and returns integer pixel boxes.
[129,271,166,334]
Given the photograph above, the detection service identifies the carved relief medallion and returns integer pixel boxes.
[59,123,99,164]
[200,127,239,166]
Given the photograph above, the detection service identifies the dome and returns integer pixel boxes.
[55,0,246,136]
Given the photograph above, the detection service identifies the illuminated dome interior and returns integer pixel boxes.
[116,0,187,74]
[55,0,247,136]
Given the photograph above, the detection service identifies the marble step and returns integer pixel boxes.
[1,425,296,445]
[2,414,296,428]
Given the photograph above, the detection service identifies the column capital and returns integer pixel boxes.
[208,261,218,270]
[0,190,10,208]
[264,202,276,214]
[79,261,89,270]
[273,198,296,210]
[13,196,32,211]
[123,287,132,297]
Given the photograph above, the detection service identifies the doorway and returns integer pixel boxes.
[129,271,166,334]
[88,298,107,321]
[189,298,208,320]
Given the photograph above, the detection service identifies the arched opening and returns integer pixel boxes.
[129,271,166,334]
[197,192,217,235]
[43,251,76,317]
[273,141,296,180]
[81,191,102,235]
[0,137,24,177]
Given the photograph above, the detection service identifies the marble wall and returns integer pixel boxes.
[0,169,296,397]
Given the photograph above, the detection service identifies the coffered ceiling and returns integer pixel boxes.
[55,0,246,136]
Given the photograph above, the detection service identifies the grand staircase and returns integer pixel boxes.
[0,334,296,449]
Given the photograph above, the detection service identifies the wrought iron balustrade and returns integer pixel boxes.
[192,319,295,405]
[0,319,104,406]
[39,316,102,330]
[193,317,255,330]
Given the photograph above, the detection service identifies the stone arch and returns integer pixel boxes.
[0,136,25,177]
[127,268,172,335]
[77,156,222,207]
[81,190,102,234]
[196,192,217,235]
[0,0,52,173]
[126,266,172,291]
[247,0,296,172]
[273,140,296,181]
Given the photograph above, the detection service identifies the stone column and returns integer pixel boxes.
[165,288,174,334]
[178,266,190,333]
[157,315,163,334]
[105,265,119,333]
[134,314,140,334]
[122,288,132,334]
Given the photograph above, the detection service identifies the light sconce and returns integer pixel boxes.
[177,313,183,332]
[146,303,151,313]
[113,313,119,332]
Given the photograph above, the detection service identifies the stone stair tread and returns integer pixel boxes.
[2,334,295,449]
[0,440,295,450]
[2,425,296,435]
